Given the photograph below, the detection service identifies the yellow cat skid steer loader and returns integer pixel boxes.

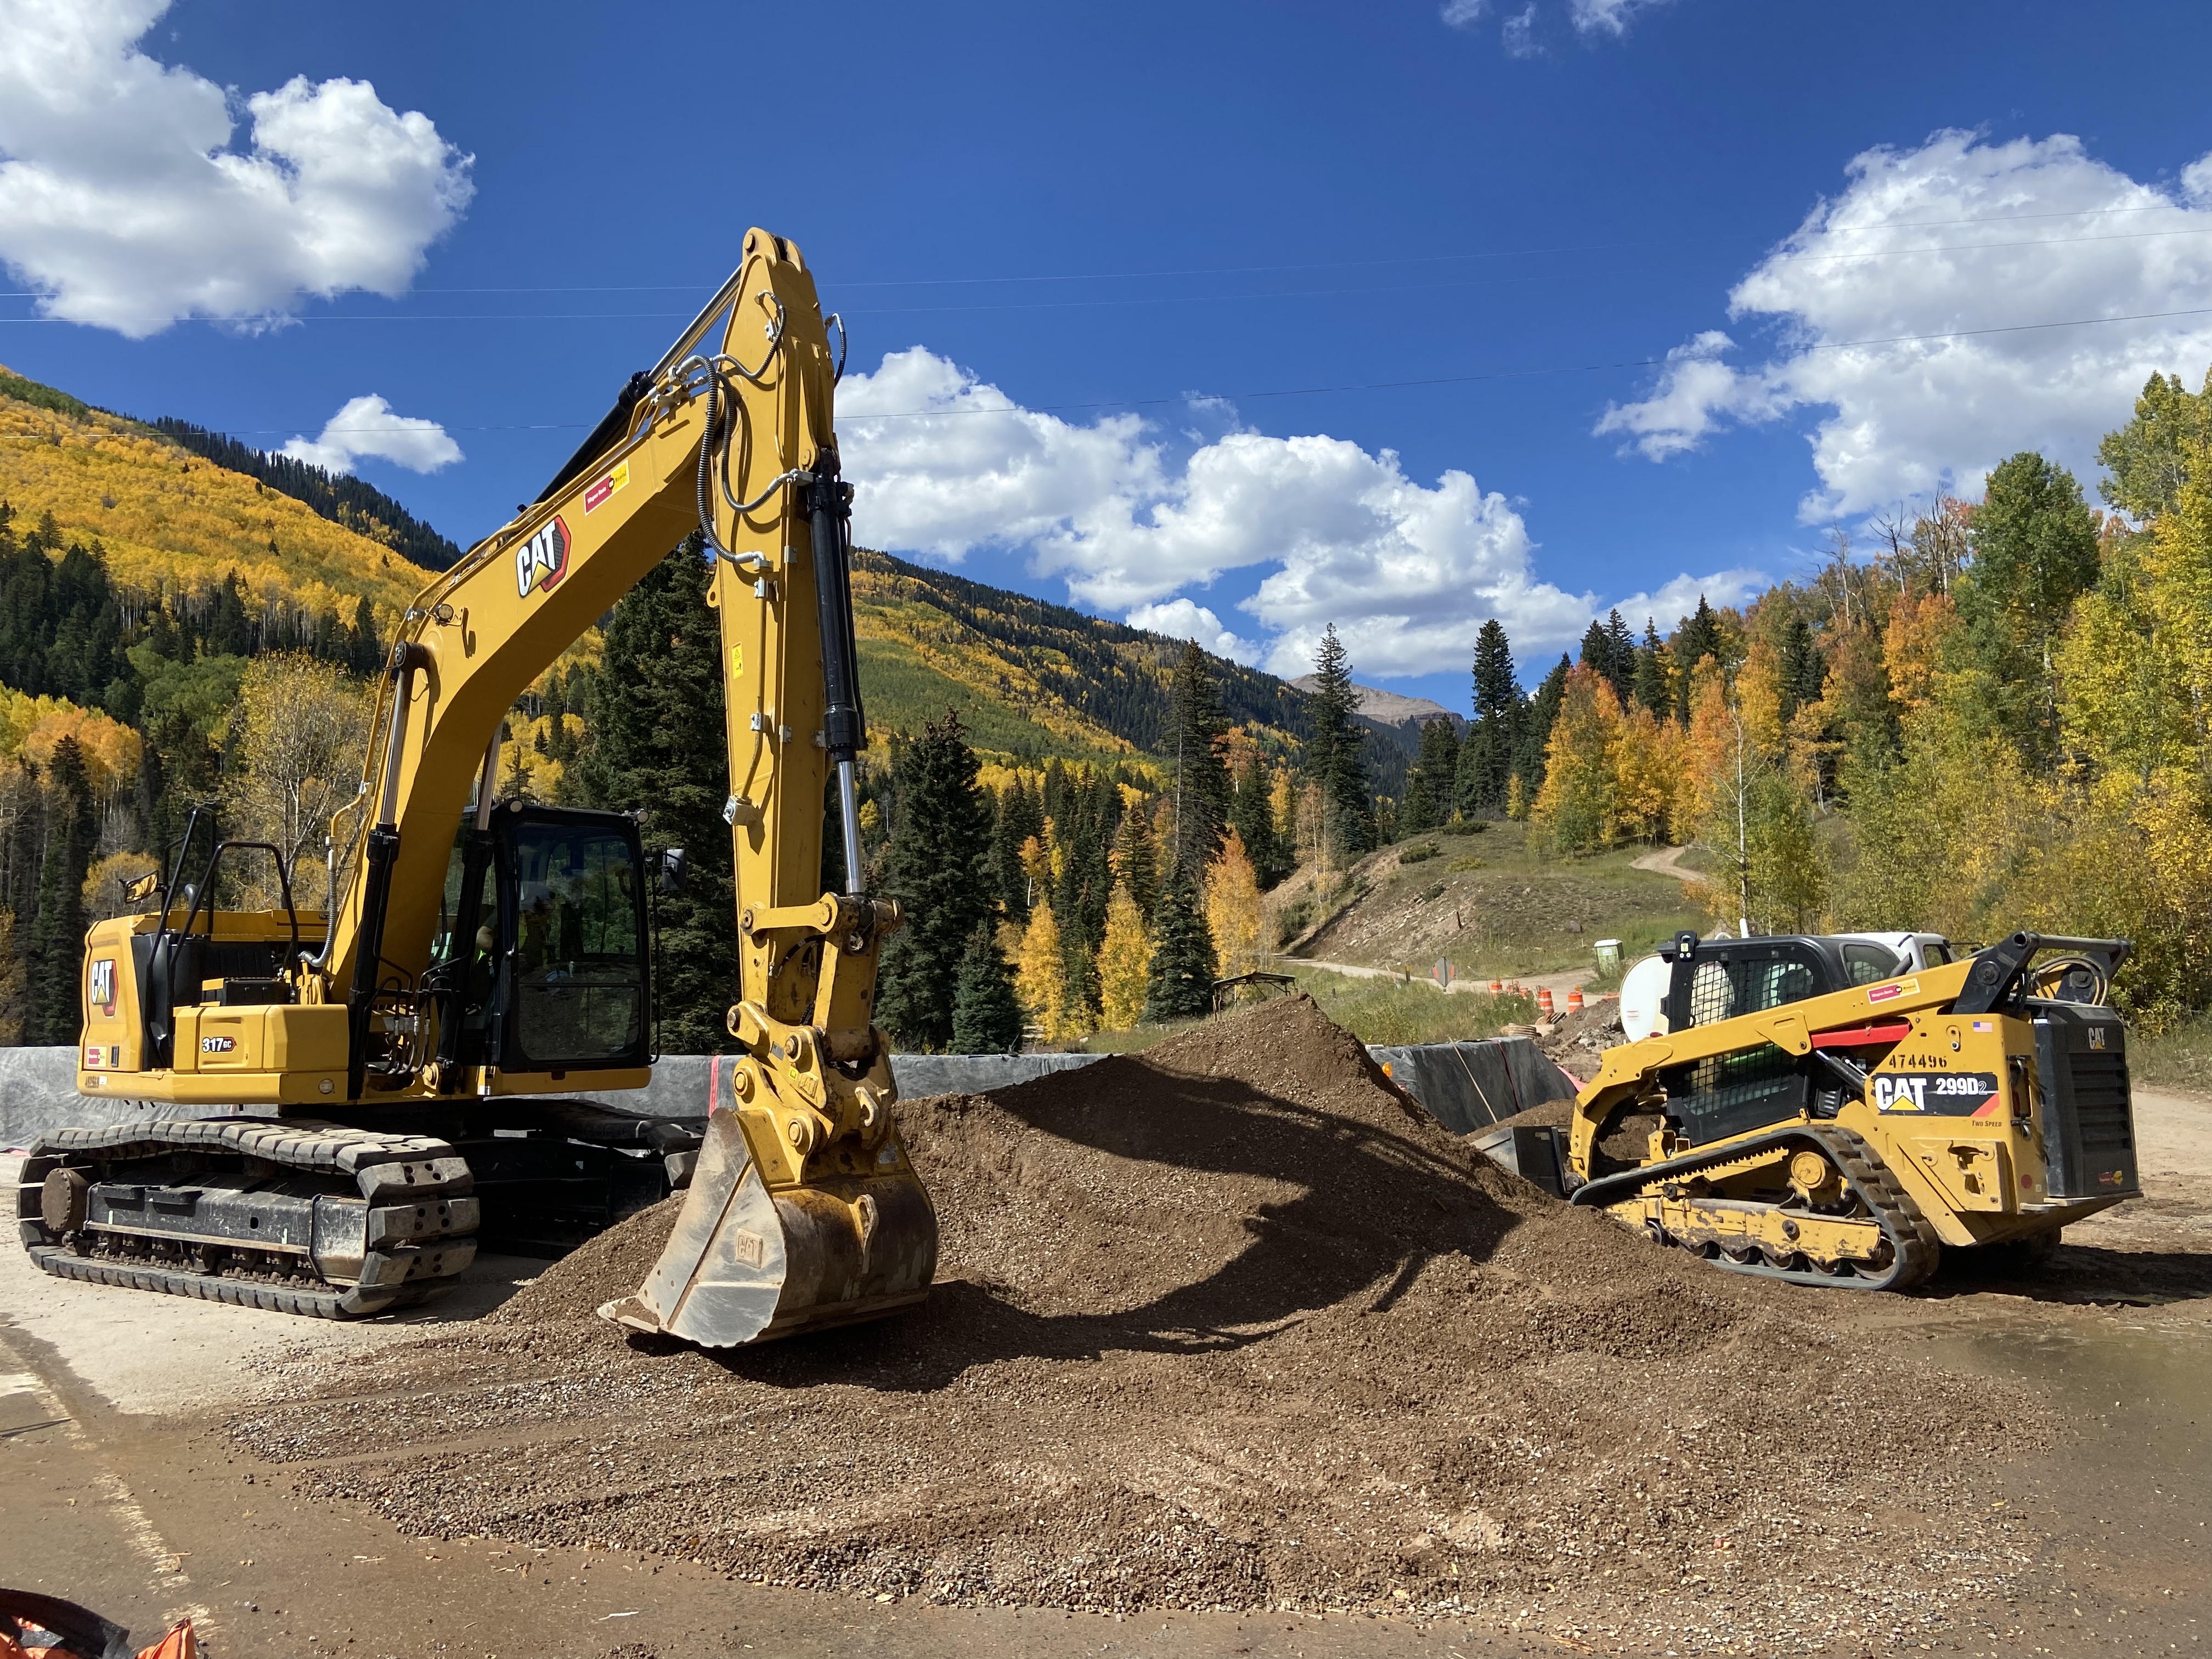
[19,232,936,1346]
[1539,930,2138,1288]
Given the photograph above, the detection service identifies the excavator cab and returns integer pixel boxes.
[429,803,652,1079]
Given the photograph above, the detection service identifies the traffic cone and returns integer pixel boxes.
[1537,987,1555,1018]
[1488,979,1503,995]
[1567,986,1584,1014]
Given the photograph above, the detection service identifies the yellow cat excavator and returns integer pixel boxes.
[1548,930,2140,1288]
[16,230,935,1347]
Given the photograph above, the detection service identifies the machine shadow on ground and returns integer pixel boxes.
[1922,1240,2212,1306]
[695,1068,1528,1394]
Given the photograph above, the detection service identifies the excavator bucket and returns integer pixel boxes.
[598,1107,936,1347]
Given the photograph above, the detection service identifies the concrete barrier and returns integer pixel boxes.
[2,1040,1558,1148]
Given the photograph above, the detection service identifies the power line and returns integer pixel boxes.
[3,198,2205,303]
[839,304,2212,420]
[162,303,2212,437]
[9,224,2209,327]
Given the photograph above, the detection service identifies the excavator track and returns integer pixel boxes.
[1573,1123,1943,1292]
[15,1119,479,1318]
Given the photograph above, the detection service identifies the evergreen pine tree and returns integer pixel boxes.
[1110,794,1162,915]
[875,712,996,1050]
[1303,625,1371,858]
[1632,619,1673,716]
[1515,654,1572,800]
[1227,763,1291,888]
[1144,864,1218,1022]
[1401,715,1460,833]
[138,707,218,873]
[1164,641,1231,874]
[1777,616,1824,725]
[1672,597,1724,719]
[569,537,736,1052]
[1601,608,1637,706]
[949,924,1024,1052]
[1458,619,1521,816]
[347,596,385,678]
[991,778,1044,919]
[27,736,94,1045]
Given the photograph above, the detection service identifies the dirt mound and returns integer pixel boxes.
[500,1194,683,1323]
[236,994,2044,1651]
[1538,995,1625,1079]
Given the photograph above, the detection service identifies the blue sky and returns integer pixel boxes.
[5,0,2212,710]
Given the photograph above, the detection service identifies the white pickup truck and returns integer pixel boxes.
[1617,930,1955,1042]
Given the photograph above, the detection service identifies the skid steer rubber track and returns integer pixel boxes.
[16,1119,478,1318]
[1572,1122,1942,1291]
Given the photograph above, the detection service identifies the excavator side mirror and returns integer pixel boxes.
[659,847,687,895]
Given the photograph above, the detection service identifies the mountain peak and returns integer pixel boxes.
[1288,674,1461,730]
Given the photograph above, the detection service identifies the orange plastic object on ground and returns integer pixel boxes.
[134,1624,197,1659]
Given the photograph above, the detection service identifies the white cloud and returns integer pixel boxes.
[1125,599,1260,666]
[281,394,460,475]
[1568,0,1669,36]
[1598,131,2212,519]
[1500,6,1541,58]
[1440,0,1489,25]
[0,0,473,338]
[842,346,1753,680]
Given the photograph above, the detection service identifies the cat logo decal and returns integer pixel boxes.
[515,517,571,598]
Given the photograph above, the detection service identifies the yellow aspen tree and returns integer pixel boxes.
[1605,702,1678,845]
[1883,590,1962,715]
[1094,881,1154,1030]
[1018,832,1051,895]
[1530,667,1623,853]
[1733,640,1788,761]
[1014,896,1073,1041]
[1203,826,1264,977]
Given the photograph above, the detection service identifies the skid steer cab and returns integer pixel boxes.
[76,800,654,1107]
[1523,930,2140,1291]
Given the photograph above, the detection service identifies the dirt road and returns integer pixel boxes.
[1288,956,1598,998]
[1628,845,1697,884]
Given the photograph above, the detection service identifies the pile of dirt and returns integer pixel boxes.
[235,995,2047,1654]
[1536,995,1625,1080]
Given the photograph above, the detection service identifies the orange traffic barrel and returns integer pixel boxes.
[1566,986,1584,1013]
[1489,979,1503,995]
[1537,987,1555,1017]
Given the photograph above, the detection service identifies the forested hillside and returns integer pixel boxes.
[1479,366,2212,1030]
[0,369,429,632]
[851,548,1415,793]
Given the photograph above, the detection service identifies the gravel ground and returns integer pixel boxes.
[231,995,2055,1656]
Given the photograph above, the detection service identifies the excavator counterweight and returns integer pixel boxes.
[18,233,936,1347]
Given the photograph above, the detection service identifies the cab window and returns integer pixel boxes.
[1684,949,1821,1026]
[506,820,645,1066]
[1842,943,1903,986]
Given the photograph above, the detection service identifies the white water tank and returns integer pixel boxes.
[1618,954,1672,1042]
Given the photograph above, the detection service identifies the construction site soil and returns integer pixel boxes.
[232,996,2057,1655]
